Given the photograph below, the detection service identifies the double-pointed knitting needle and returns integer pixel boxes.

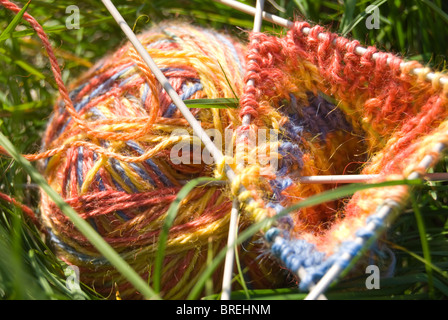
[215,0,448,88]
[221,0,265,301]
[182,172,448,187]
[297,172,448,184]
[221,0,326,301]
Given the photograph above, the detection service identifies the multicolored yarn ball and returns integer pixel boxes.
[4,0,448,300]
[39,23,290,299]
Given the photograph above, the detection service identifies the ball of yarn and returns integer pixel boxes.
[40,23,291,299]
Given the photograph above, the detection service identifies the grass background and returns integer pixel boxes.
[0,0,448,300]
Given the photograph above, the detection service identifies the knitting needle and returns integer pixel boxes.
[215,0,448,88]
[220,198,240,300]
[215,0,293,29]
[297,172,448,184]
[181,172,448,187]
[224,0,325,299]
[305,141,447,300]
[221,0,265,301]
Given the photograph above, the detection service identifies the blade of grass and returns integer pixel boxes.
[0,131,160,300]
[184,98,239,109]
[217,60,239,101]
[0,0,30,43]
[419,0,448,24]
[152,176,219,293]
[267,0,285,13]
[0,47,48,81]
[339,0,357,35]
[388,0,406,53]
[13,60,46,80]
[205,238,215,297]
[340,0,387,36]
[233,243,251,299]
[10,207,25,299]
[385,239,448,279]
[295,0,315,20]
[410,194,435,298]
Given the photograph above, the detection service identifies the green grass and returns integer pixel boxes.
[0,0,448,300]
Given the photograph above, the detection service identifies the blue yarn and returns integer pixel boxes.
[277,141,304,176]
[109,158,139,193]
[126,140,173,187]
[354,213,387,241]
[299,94,352,140]
[160,67,195,74]
[163,82,203,117]
[355,228,375,240]
[266,230,329,290]
[89,107,106,120]
[92,152,106,192]
[266,176,294,228]
[298,217,385,289]
[48,229,109,265]
[127,162,156,187]
[338,241,363,263]
[282,92,352,143]
[264,227,281,243]
[76,146,84,188]
[141,82,150,105]
[90,153,130,221]
[57,65,134,137]
[75,66,133,113]
[301,213,388,289]
[266,202,285,214]
[145,38,174,49]
[69,81,88,102]
[365,214,385,230]
[264,226,384,291]
[118,73,139,87]
[269,177,293,201]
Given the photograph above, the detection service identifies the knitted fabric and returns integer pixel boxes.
[241,21,448,289]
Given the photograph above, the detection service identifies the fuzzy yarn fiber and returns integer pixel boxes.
[30,20,448,298]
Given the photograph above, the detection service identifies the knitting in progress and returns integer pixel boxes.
[1,0,448,300]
